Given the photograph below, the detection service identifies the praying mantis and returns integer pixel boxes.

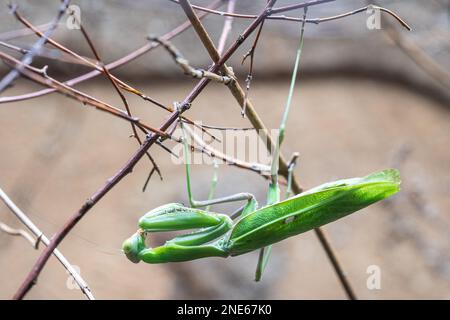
[122,8,401,281]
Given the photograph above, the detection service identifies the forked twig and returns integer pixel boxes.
[0,221,39,248]
[217,0,236,55]
[72,11,164,181]
[0,0,225,104]
[149,36,233,84]
[0,0,71,92]
[170,0,410,30]
[241,20,265,117]
[0,187,95,300]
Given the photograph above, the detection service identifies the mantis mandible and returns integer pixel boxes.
[122,8,401,281]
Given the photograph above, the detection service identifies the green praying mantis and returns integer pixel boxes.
[122,9,401,281]
[122,166,400,278]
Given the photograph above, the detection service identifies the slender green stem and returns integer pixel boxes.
[181,122,254,209]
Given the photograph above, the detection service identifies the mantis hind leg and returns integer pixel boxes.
[255,181,280,281]
[255,154,299,281]
[254,4,308,280]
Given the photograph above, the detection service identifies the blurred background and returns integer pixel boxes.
[0,0,449,299]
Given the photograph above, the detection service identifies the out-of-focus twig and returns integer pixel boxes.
[0,187,95,300]
[0,0,71,93]
[169,0,335,23]
[217,0,236,55]
[183,123,271,175]
[0,0,224,104]
[241,20,265,117]
[0,221,38,248]
[0,50,169,137]
[0,22,53,41]
[10,7,167,111]
[71,10,164,181]
[148,36,232,84]
[373,1,450,89]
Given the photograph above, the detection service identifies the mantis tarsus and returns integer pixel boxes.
[122,7,401,281]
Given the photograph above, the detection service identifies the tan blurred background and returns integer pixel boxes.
[0,0,450,299]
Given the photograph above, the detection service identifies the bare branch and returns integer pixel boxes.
[0,0,71,92]
[0,187,95,300]
[148,36,233,84]
[0,0,224,104]
[217,0,236,55]
[0,221,38,248]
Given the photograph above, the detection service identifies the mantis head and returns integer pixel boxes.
[122,230,147,263]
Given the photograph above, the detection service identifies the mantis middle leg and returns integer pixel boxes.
[180,121,258,216]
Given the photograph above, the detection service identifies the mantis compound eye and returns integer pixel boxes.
[122,231,146,263]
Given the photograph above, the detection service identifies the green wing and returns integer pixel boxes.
[228,169,400,255]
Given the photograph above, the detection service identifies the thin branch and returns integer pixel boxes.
[314,5,410,31]
[73,12,163,181]
[0,221,38,248]
[148,36,233,84]
[0,50,170,137]
[0,0,71,93]
[0,0,223,104]
[181,119,255,131]
[0,187,95,300]
[0,40,95,65]
[10,7,167,111]
[0,22,53,41]
[284,152,300,199]
[217,0,236,55]
[241,20,265,117]
[371,0,449,88]
[183,123,270,175]
[169,0,411,30]
[169,0,331,22]
[271,0,336,15]
[8,7,220,149]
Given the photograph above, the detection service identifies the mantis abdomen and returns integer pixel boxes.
[227,169,400,255]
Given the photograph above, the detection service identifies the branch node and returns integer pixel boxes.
[8,3,18,14]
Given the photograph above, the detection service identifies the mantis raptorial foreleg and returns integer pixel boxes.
[254,7,308,281]
[122,203,232,263]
